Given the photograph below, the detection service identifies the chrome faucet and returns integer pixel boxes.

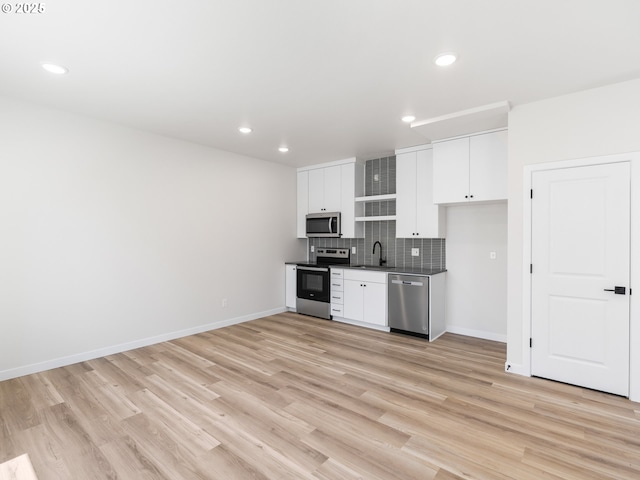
[372,241,386,267]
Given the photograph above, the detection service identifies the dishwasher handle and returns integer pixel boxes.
[391,279,424,287]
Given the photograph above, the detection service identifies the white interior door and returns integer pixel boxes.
[531,162,630,396]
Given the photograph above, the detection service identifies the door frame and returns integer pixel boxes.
[521,152,640,402]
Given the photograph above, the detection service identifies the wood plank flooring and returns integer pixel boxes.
[2,312,640,479]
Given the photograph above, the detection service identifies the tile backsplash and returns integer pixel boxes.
[309,233,445,270]
[309,155,445,270]
[365,155,396,196]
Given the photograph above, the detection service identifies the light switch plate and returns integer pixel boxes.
[411,248,419,257]
[490,251,497,260]
[352,246,357,254]
[311,245,314,253]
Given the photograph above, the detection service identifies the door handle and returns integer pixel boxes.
[604,286,626,295]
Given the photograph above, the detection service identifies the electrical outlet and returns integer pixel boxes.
[490,251,497,260]
[374,173,379,181]
[222,298,227,307]
[352,246,356,254]
[411,248,419,257]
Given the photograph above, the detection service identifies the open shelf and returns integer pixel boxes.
[355,215,396,222]
[355,194,397,203]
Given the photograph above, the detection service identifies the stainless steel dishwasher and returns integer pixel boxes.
[388,274,429,338]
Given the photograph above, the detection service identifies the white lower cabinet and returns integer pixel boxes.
[342,270,387,327]
[285,264,297,310]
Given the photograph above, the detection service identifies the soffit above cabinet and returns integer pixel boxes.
[410,101,510,142]
[297,157,359,172]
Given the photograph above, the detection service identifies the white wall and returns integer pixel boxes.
[0,96,305,380]
[507,78,640,373]
[445,203,507,342]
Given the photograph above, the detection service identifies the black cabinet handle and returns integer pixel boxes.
[604,286,626,295]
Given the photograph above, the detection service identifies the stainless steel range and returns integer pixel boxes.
[296,247,350,319]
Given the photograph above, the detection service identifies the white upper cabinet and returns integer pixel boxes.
[433,137,470,204]
[307,168,324,213]
[297,171,309,238]
[433,129,508,204]
[396,146,445,238]
[297,159,364,239]
[469,129,508,202]
[339,163,364,239]
[308,165,342,213]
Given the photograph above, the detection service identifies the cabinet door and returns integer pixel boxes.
[363,282,387,326]
[308,168,325,213]
[323,165,342,212]
[285,265,297,309]
[343,279,364,321]
[340,163,361,238]
[469,130,508,202]
[433,137,470,204]
[415,148,444,238]
[297,171,309,238]
[395,151,418,237]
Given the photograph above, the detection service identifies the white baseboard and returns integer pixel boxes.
[0,307,286,382]
[446,325,507,343]
[504,362,529,376]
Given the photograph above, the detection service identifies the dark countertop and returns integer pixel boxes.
[341,265,447,276]
[286,261,446,276]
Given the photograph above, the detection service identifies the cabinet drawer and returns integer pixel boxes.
[344,269,387,284]
[330,269,344,279]
[330,292,344,304]
[330,279,344,291]
[330,304,344,317]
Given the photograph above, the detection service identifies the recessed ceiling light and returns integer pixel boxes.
[434,52,457,67]
[41,63,68,75]
[401,115,416,123]
[279,146,289,153]
[238,127,252,134]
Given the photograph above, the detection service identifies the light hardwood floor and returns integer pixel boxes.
[1,312,639,479]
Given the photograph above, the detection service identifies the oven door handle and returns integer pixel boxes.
[297,266,329,272]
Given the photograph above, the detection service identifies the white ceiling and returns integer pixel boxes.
[1,0,639,167]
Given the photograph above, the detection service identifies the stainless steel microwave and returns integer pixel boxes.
[306,212,341,237]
